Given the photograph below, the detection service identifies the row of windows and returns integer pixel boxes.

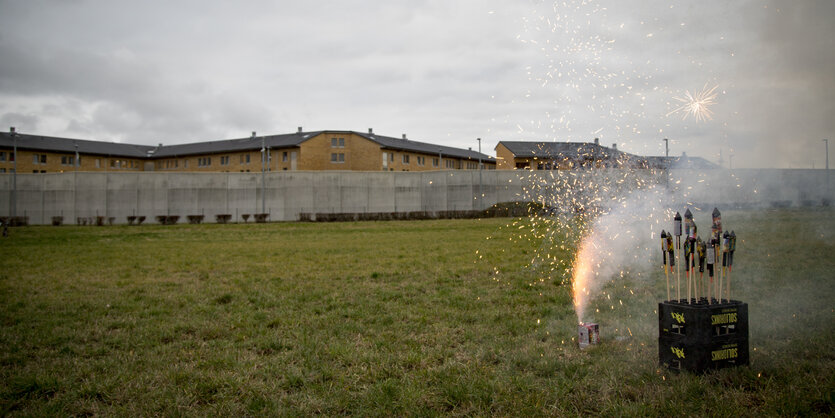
[0,151,14,162]
[60,156,78,166]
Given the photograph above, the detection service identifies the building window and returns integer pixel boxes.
[198,157,212,167]
[220,156,230,166]
[331,137,345,148]
[0,168,4,173]
[446,160,454,169]
[417,156,425,166]
[433,158,438,167]
[184,160,188,168]
[282,152,288,162]
[95,159,100,168]
[402,154,410,164]
[0,152,5,162]
[331,153,345,163]
[61,156,75,166]
[9,152,14,162]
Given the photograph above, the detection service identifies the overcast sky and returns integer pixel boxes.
[0,0,833,168]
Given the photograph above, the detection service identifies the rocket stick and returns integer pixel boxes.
[661,230,669,301]
[696,236,705,302]
[666,233,676,301]
[728,231,736,300]
[674,212,682,301]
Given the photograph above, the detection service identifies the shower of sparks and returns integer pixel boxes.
[666,83,719,122]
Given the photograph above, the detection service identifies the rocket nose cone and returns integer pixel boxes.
[712,207,721,217]
[684,208,692,218]
[674,212,682,220]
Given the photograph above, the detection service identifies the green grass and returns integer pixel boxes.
[0,210,833,416]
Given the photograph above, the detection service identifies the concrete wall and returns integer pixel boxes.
[1,169,832,224]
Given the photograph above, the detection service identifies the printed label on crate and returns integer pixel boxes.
[711,343,739,361]
[711,310,738,325]
[671,311,685,324]
[671,346,685,359]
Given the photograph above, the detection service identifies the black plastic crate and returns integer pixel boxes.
[658,300,749,372]
[659,334,749,372]
[659,300,748,342]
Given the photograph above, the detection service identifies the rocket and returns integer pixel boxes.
[728,230,736,270]
[722,231,730,269]
[706,238,716,302]
[660,230,670,301]
[674,212,682,249]
[684,208,693,238]
[666,231,675,270]
[712,207,722,241]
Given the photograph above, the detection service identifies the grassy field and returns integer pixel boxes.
[0,209,833,416]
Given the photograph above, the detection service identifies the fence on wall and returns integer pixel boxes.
[0,169,831,225]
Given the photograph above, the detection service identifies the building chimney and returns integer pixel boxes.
[251,131,256,138]
[298,126,303,133]
[594,138,599,145]
[368,128,373,134]
[9,127,15,133]
[402,134,407,140]
[612,143,617,150]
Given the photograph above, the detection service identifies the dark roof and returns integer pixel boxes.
[151,131,323,157]
[644,155,720,169]
[0,129,494,161]
[0,132,154,158]
[356,132,494,161]
[497,141,635,161]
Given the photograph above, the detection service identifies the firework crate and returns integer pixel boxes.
[659,334,749,372]
[658,300,748,343]
[658,300,749,372]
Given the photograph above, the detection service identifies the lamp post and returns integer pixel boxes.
[10,127,18,218]
[825,139,830,193]
[438,149,443,170]
[663,138,670,190]
[74,142,80,172]
[477,138,482,210]
[257,131,265,215]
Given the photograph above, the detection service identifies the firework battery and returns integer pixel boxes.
[578,323,600,349]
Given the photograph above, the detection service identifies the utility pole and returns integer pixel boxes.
[75,142,80,171]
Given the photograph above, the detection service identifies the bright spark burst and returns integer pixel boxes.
[666,83,719,122]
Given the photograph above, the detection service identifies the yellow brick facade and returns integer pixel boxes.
[0,130,495,173]
[0,149,144,173]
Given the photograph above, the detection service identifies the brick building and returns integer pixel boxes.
[0,128,495,173]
